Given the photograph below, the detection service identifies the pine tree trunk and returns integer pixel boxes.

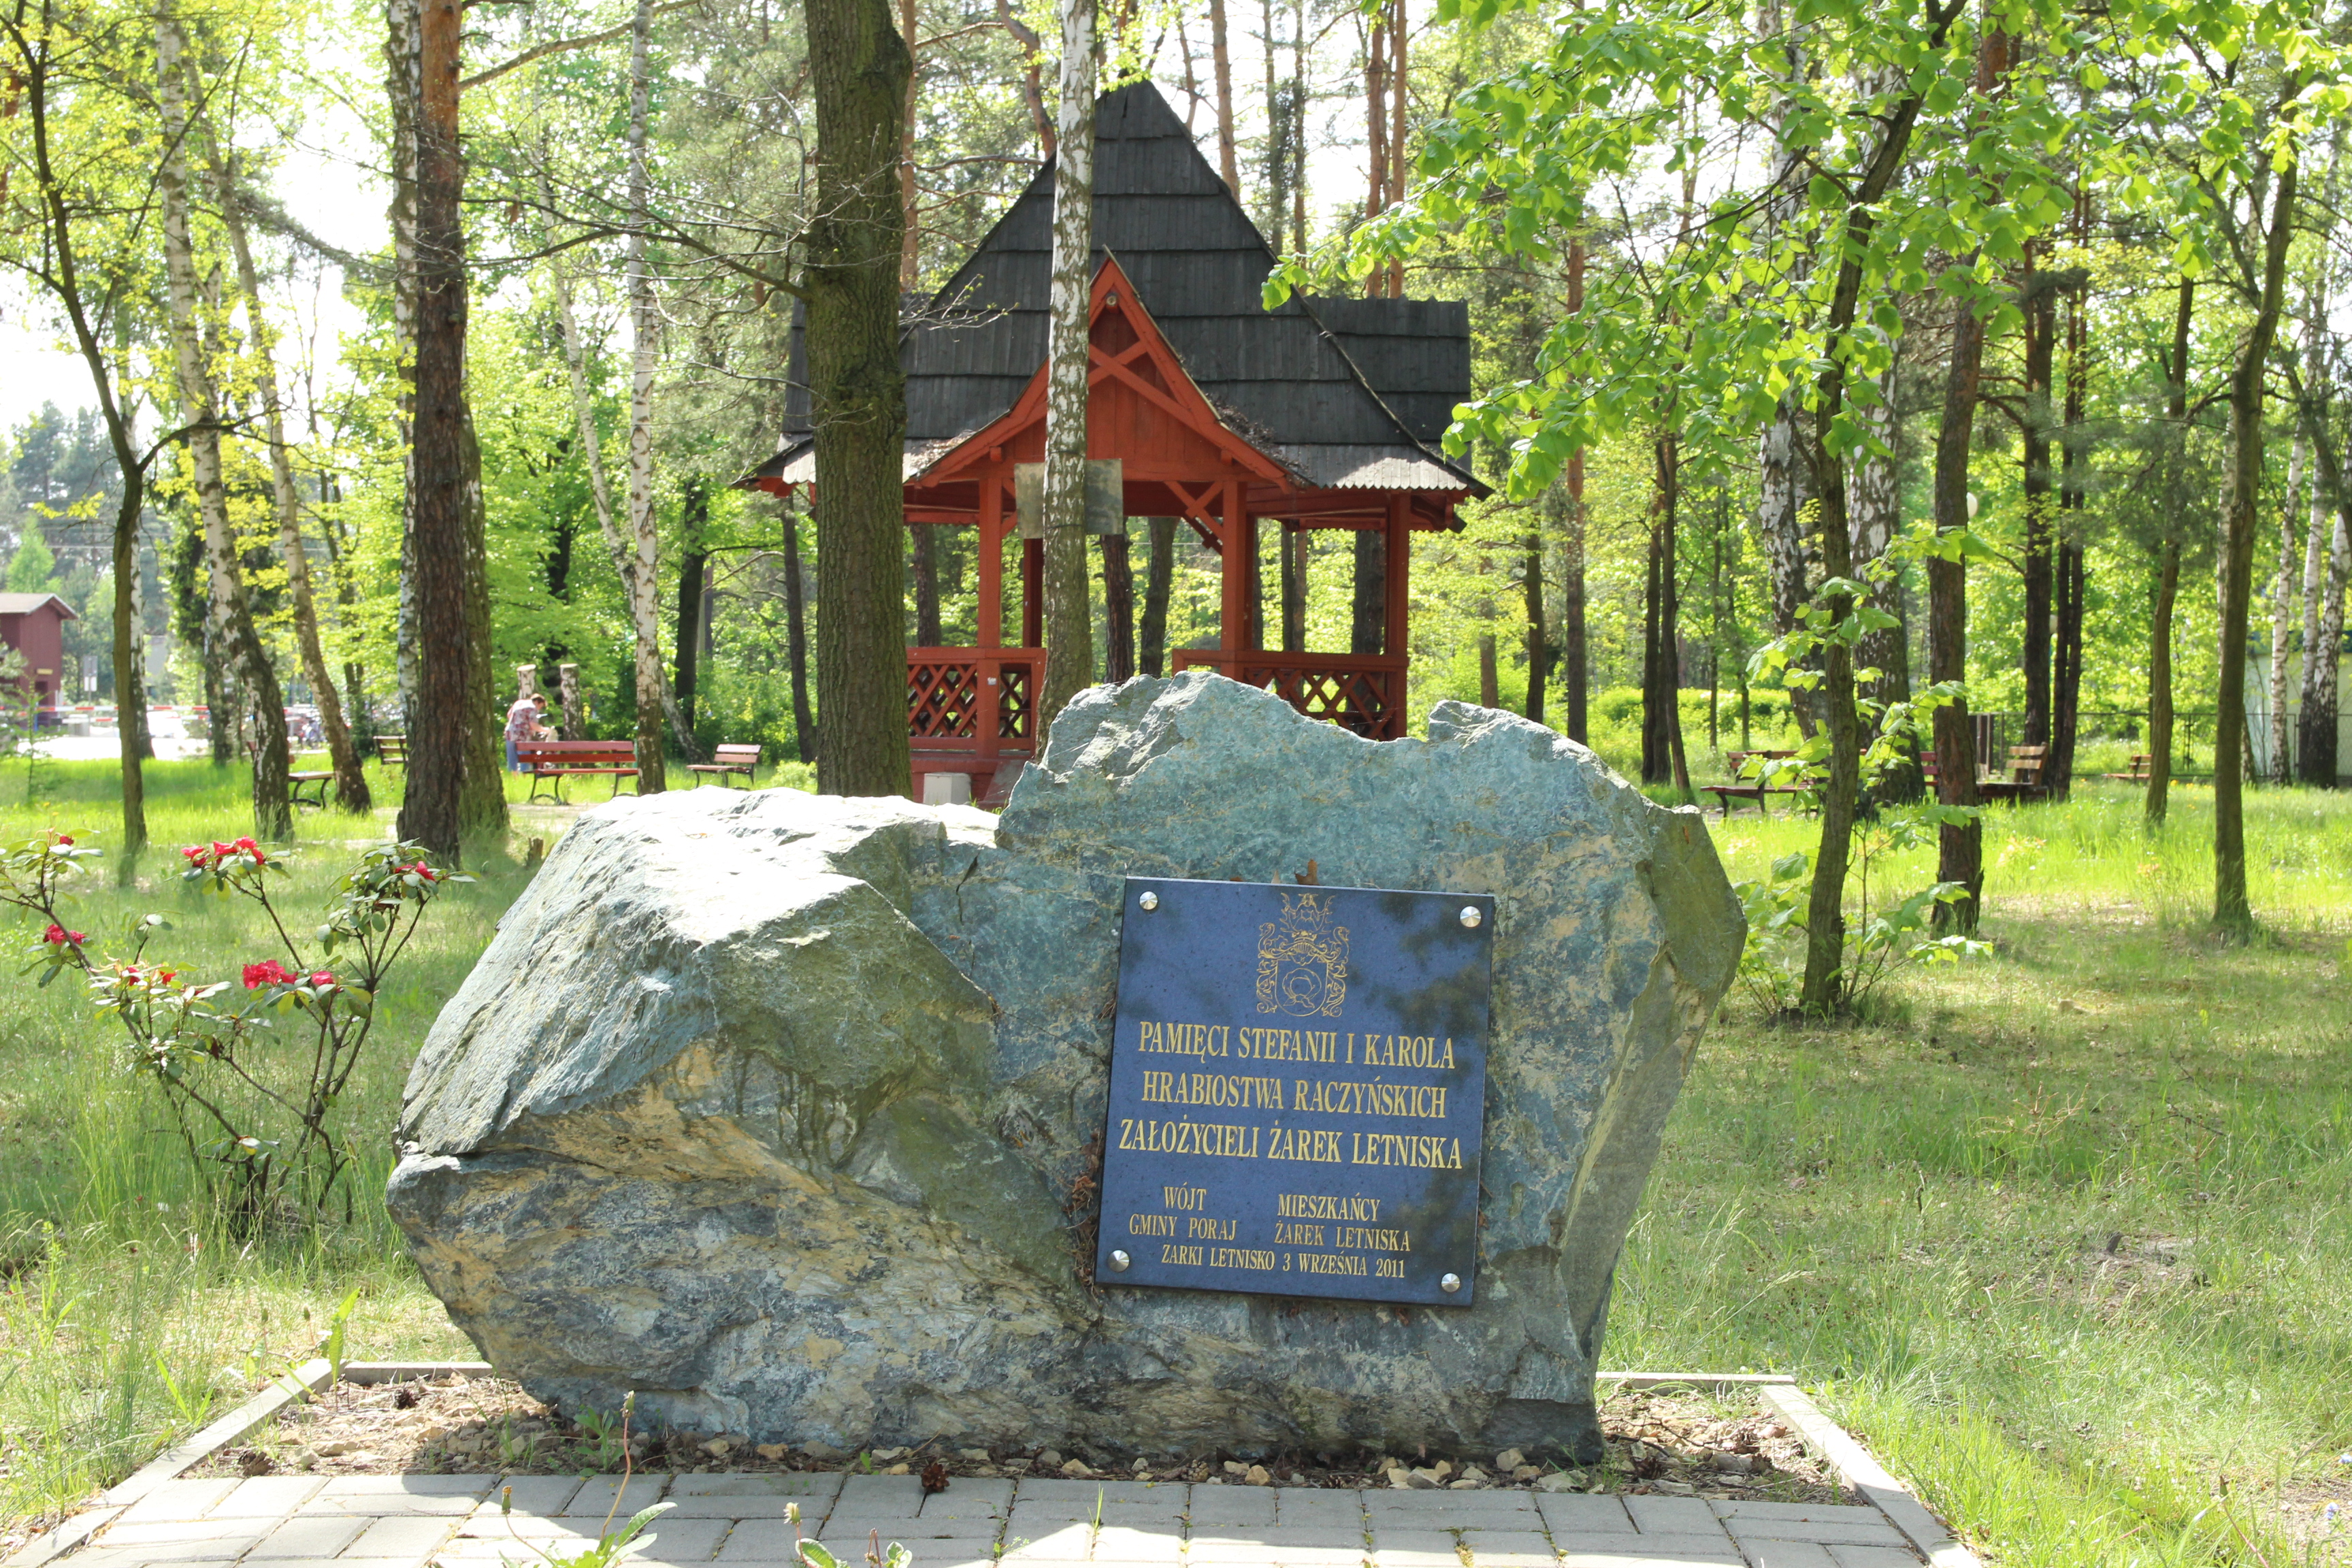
[783,499,818,764]
[1350,528,1384,654]
[394,0,473,858]
[1102,529,1136,681]
[2201,157,2296,930]
[1278,523,1303,651]
[1039,0,1098,726]
[2019,261,2056,749]
[2215,157,2298,934]
[2148,279,2193,825]
[1522,521,1546,724]
[1139,517,1175,674]
[1641,427,1679,785]
[197,122,372,814]
[1209,0,1237,192]
[1929,289,1987,931]
[2052,542,2085,797]
[806,0,912,795]
[913,526,943,644]
[675,544,708,731]
[157,13,293,845]
[2051,268,2088,800]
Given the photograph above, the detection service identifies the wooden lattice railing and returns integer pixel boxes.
[906,648,1043,747]
[1173,651,1407,740]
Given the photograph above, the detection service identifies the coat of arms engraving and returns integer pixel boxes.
[1257,891,1350,1017]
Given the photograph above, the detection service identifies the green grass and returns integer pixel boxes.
[1,759,2347,1566]
[1629,784,2352,1566]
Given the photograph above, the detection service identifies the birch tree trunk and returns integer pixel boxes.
[386,0,423,741]
[1850,364,1908,717]
[1755,3,1814,736]
[623,0,677,787]
[1038,0,1098,723]
[2306,492,2350,787]
[2296,430,2330,779]
[195,122,372,813]
[2271,431,2305,783]
[157,13,293,844]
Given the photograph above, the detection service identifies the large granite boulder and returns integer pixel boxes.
[389,674,1742,1460]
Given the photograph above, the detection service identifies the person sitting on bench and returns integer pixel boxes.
[505,692,549,773]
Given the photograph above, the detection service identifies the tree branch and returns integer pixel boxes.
[459,1,702,94]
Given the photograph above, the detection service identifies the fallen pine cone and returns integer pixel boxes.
[920,1459,949,1494]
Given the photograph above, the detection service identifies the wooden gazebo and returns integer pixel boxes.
[751,82,1483,802]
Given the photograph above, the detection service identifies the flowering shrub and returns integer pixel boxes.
[0,831,471,1231]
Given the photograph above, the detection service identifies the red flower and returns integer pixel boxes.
[234,837,257,851]
[181,845,207,864]
[308,970,336,988]
[410,862,438,881]
[242,960,296,990]
[53,834,73,847]
[41,924,84,945]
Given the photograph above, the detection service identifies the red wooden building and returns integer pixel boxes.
[751,82,1484,802]
[0,592,76,715]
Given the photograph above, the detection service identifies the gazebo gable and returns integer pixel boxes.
[916,257,1288,533]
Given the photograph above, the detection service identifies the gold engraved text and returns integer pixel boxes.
[1277,1194,1382,1222]
[1116,1118,1260,1159]
[1141,1070,1287,1109]
[1290,1077,1449,1121]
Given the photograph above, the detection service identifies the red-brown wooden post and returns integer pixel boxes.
[1384,495,1411,737]
[1219,480,1248,655]
[978,466,1005,750]
[978,467,1004,651]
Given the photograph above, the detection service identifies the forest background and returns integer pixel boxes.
[3,0,2346,839]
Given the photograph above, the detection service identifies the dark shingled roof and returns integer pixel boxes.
[757,80,1478,494]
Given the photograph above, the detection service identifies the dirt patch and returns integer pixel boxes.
[192,1376,1846,1505]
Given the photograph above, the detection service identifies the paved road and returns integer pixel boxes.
[54,1473,1927,1567]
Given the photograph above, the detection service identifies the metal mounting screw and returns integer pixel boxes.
[1439,1273,1462,1293]
[1139,892,1160,911]
[1109,1250,1132,1271]
[1458,906,1483,929]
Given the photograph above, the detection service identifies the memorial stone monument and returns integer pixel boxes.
[389,674,1743,1461]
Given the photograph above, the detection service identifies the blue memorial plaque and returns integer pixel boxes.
[1095,876,1492,1307]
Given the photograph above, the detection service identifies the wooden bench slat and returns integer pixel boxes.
[518,741,641,804]
[687,743,762,787]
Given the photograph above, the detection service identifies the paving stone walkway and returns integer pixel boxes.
[48,1473,1931,1568]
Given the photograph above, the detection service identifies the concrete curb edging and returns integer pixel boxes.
[1759,1383,1986,1568]
[5,1365,1979,1568]
[1,1360,337,1568]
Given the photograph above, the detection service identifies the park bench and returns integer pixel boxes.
[2103,753,2155,783]
[377,735,408,767]
[1978,744,2050,804]
[687,742,761,787]
[245,737,333,811]
[517,738,639,804]
[1698,781,1813,819]
[1702,750,1814,819]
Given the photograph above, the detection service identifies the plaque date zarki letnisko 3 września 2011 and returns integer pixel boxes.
[1095,876,1493,1307]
